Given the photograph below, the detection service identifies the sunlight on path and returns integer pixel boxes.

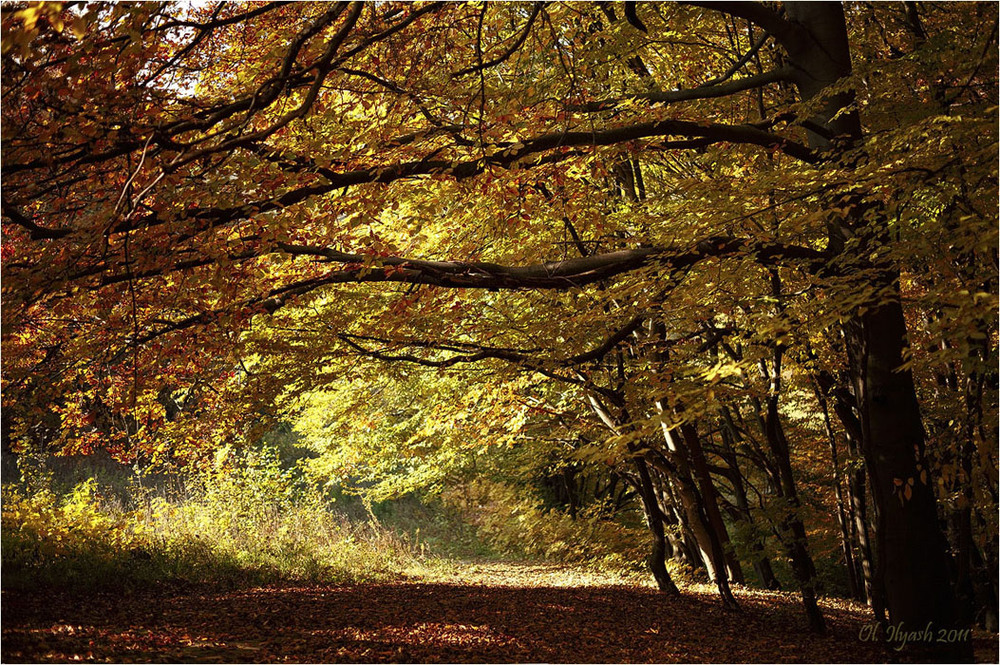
[4,563,998,663]
[414,559,655,588]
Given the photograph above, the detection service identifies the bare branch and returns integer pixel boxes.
[452,2,545,78]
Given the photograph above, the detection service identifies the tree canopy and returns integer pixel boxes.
[2,1,997,659]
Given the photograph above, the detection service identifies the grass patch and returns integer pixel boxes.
[439,477,648,571]
[2,448,654,593]
[2,454,419,592]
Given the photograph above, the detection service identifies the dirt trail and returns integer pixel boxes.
[3,562,995,663]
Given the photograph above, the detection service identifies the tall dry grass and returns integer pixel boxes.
[2,451,419,592]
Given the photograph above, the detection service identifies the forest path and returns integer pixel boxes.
[2,561,994,663]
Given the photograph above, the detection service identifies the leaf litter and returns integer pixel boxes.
[3,562,997,663]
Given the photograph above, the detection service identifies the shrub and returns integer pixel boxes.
[440,477,646,568]
[2,479,157,589]
[1,449,418,592]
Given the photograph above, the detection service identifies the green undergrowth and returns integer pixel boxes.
[438,477,648,570]
[1,453,418,592]
[2,448,652,593]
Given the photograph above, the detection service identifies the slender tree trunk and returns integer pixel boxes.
[830,383,880,612]
[813,381,862,600]
[757,270,825,632]
[563,466,578,520]
[847,466,875,605]
[586,392,681,595]
[645,320,737,606]
[659,474,701,567]
[762,392,826,634]
[652,473,690,565]
[656,446,717,579]
[679,422,744,584]
[655,425,738,609]
[632,456,680,595]
[719,419,781,590]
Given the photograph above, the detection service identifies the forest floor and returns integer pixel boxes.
[3,561,997,663]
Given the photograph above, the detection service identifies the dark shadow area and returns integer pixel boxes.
[6,581,984,663]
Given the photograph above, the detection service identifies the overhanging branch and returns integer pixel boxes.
[121,235,827,360]
[569,68,793,113]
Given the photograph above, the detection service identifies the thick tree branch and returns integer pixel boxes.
[570,67,792,112]
[56,229,829,297]
[118,235,828,364]
[338,313,644,372]
[268,236,827,292]
[33,115,814,245]
[336,334,618,397]
[682,2,804,48]
[1,199,68,240]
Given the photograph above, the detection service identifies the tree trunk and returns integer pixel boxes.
[654,425,738,609]
[658,474,701,567]
[813,381,862,600]
[645,320,737,606]
[830,382,881,612]
[679,422,745,584]
[563,466,578,520]
[757,270,825,633]
[585,392,681,596]
[719,417,781,590]
[632,456,681,595]
[780,4,967,657]
[844,302,969,660]
[763,393,826,634]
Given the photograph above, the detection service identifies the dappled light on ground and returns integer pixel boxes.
[414,559,651,588]
[6,563,996,663]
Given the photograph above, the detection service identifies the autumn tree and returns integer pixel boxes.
[3,1,996,659]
